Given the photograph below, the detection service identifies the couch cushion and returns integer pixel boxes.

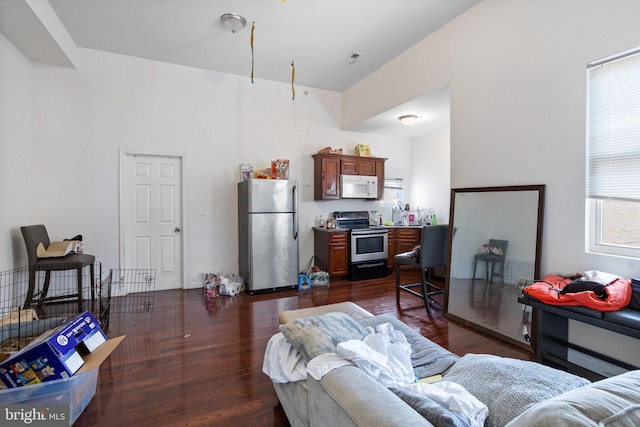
[279,312,368,361]
[309,365,432,427]
[505,370,640,427]
[390,384,486,427]
[443,353,590,427]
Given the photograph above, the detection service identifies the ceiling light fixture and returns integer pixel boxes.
[220,13,247,33]
[398,114,418,127]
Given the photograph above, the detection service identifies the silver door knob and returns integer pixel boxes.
[175,227,181,232]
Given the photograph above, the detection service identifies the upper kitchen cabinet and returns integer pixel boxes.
[341,157,376,176]
[312,153,386,200]
[313,154,340,200]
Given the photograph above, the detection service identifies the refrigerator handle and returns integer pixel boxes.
[292,184,298,240]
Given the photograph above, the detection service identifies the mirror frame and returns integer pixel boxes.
[444,184,545,349]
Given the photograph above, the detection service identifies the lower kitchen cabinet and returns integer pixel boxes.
[388,227,421,270]
[396,228,421,253]
[387,231,395,269]
[314,229,349,278]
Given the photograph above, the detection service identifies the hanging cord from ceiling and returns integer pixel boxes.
[291,60,296,101]
[250,22,255,83]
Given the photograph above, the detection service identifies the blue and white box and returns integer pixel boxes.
[0,311,106,388]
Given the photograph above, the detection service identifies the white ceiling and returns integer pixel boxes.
[24,0,480,137]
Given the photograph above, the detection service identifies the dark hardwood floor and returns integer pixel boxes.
[76,272,534,427]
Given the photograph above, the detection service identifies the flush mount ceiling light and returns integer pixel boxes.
[398,114,418,127]
[220,13,247,33]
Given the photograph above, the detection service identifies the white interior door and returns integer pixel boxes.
[121,153,183,291]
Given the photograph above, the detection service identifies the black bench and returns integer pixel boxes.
[519,295,640,379]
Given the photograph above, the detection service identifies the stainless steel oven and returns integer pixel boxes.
[351,228,388,263]
[349,228,389,281]
[334,211,389,281]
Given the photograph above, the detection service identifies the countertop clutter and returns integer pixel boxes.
[313,225,424,232]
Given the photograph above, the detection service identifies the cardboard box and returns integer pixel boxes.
[0,312,107,388]
[317,146,343,154]
[354,144,371,156]
[0,336,125,426]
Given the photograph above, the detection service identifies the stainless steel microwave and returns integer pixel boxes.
[340,175,378,199]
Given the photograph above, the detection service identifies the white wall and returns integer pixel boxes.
[0,33,32,271]
[410,128,451,224]
[22,48,411,287]
[344,0,640,278]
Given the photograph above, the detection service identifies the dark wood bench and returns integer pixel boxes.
[519,295,640,379]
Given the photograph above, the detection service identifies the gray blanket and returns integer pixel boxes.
[443,353,591,427]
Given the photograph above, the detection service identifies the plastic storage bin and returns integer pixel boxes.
[0,368,98,425]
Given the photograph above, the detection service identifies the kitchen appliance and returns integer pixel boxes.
[340,175,378,199]
[369,210,381,226]
[238,180,298,293]
[333,211,388,281]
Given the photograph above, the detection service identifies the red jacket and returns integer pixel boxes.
[523,274,632,311]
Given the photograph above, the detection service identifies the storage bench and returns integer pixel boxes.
[519,296,640,378]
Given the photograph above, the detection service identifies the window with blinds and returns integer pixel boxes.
[383,178,404,204]
[587,48,640,257]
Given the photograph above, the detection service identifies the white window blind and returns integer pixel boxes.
[587,48,640,201]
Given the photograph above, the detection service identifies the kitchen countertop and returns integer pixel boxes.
[312,226,349,232]
[312,225,426,232]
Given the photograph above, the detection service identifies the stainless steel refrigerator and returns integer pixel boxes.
[238,179,299,292]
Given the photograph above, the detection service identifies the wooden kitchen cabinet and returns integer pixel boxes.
[388,227,421,270]
[340,158,358,175]
[396,228,421,253]
[375,159,385,201]
[312,153,386,200]
[314,229,349,277]
[387,230,396,269]
[312,154,340,200]
[341,157,376,176]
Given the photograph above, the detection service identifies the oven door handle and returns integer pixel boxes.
[350,229,388,236]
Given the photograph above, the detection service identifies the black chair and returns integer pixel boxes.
[395,224,448,315]
[473,239,508,283]
[20,225,95,311]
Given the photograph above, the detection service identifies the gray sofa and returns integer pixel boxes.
[271,311,640,427]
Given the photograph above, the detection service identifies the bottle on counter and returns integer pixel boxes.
[318,215,324,228]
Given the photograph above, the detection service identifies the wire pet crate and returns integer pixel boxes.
[0,265,156,353]
[504,259,535,287]
[105,269,155,314]
[0,263,104,353]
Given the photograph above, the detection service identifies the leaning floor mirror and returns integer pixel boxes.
[444,185,545,349]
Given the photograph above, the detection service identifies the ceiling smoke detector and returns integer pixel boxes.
[346,52,361,64]
[220,13,247,33]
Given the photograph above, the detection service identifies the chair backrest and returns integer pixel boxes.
[20,225,51,266]
[420,224,449,268]
[488,239,508,258]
